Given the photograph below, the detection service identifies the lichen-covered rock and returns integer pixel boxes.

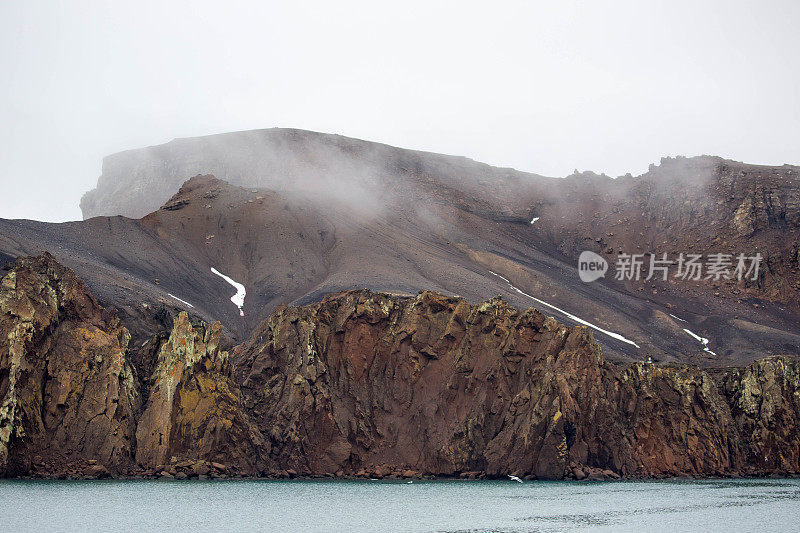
[723,356,800,474]
[0,253,139,476]
[135,312,265,474]
[236,289,792,479]
[619,363,740,476]
[2,255,798,479]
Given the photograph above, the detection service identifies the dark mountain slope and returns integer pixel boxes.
[3,169,799,366]
[2,129,799,365]
[529,156,800,306]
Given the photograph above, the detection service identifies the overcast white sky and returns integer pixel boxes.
[1,1,798,222]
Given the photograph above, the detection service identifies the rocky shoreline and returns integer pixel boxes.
[10,467,800,482]
[2,254,799,481]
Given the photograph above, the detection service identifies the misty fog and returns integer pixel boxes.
[1,1,799,221]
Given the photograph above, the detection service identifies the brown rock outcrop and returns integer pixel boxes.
[0,255,264,477]
[531,156,800,305]
[618,363,739,476]
[135,312,265,475]
[0,253,139,476]
[723,356,800,474]
[235,289,799,479]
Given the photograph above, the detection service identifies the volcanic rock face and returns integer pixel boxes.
[235,289,798,479]
[0,254,139,476]
[618,363,737,476]
[0,255,261,477]
[723,357,800,473]
[135,312,264,473]
[530,156,800,304]
[2,255,799,479]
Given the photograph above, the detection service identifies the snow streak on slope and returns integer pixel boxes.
[167,293,195,308]
[211,267,246,316]
[489,271,640,348]
[683,328,717,356]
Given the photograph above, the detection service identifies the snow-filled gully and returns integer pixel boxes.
[681,327,717,356]
[669,314,717,356]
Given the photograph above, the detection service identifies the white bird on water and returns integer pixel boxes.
[508,474,523,483]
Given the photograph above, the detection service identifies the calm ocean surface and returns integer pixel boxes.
[1,478,798,532]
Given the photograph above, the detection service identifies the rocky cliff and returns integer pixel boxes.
[236,289,798,479]
[723,357,800,474]
[2,255,798,479]
[135,312,265,474]
[0,255,261,478]
[0,254,139,476]
[531,156,800,305]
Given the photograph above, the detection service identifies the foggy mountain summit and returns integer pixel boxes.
[80,128,546,222]
[81,127,800,308]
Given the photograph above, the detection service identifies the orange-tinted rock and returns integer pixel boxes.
[0,253,139,476]
[135,312,265,474]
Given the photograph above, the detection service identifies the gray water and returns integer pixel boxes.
[1,478,798,532]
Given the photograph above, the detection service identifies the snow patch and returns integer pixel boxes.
[669,313,687,322]
[167,293,195,308]
[488,270,510,283]
[211,267,246,316]
[682,328,716,356]
[530,217,540,225]
[489,271,640,348]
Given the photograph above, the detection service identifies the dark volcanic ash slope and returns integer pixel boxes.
[79,128,800,311]
[5,172,800,367]
[3,130,800,367]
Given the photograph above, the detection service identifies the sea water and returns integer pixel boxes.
[1,478,798,532]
